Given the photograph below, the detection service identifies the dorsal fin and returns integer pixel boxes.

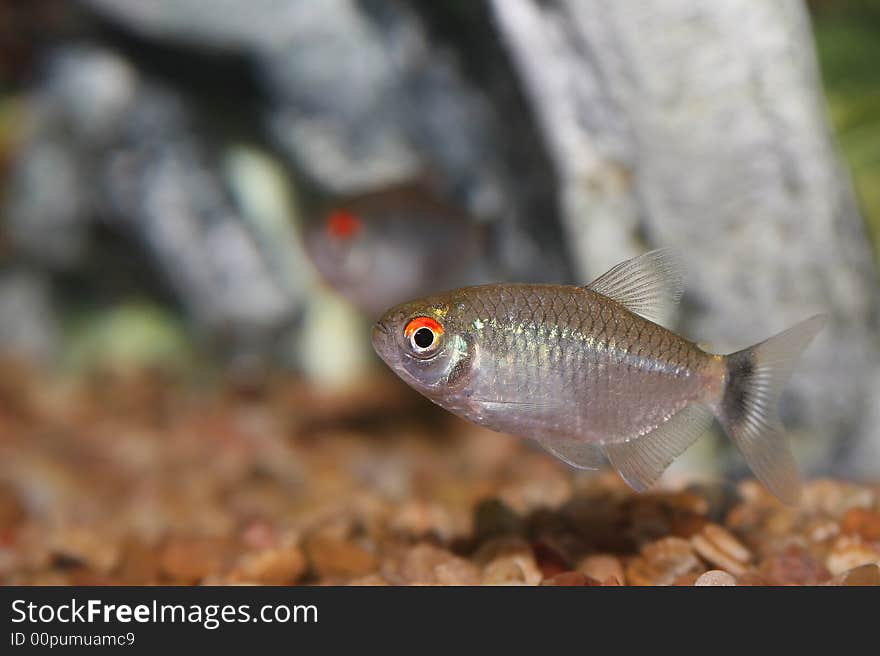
[585,249,685,326]
[603,403,713,492]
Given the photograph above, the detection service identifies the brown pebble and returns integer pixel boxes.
[701,524,751,562]
[735,571,769,586]
[390,501,454,540]
[305,535,379,580]
[694,570,737,586]
[669,513,709,539]
[433,556,482,585]
[626,537,702,585]
[627,497,673,545]
[840,508,880,541]
[347,574,390,586]
[624,558,656,586]
[0,483,25,530]
[483,558,535,585]
[577,554,624,584]
[497,473,573,515]
[672,572,702,586]
[476,537,542,585]
[395,544,480,585]
[804,517,840,544]
[531,537,571,578]
[473,498,523,542]
[240,520,280,550]
[763,509,798,538]
[473,536,532,564]
[234,546,307,585]
[159,537,227,583]
[828,563,880,586]
[541,571,600,586]
[690,524,750,576]
[826,535,880,576]
[666,491,711,516]
[49,526,121,575]
[801,479,875,518]
[736,480,773,505]
[760,544,830,585]
[117,539,162,585]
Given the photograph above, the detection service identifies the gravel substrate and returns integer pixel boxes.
[0,361,877,586]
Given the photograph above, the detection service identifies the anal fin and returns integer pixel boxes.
[604,404,713,492]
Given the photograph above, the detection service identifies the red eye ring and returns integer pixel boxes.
[404,316,444,353]
[404,316,443,339]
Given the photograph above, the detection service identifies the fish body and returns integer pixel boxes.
[372,250,825,504]
[394,283,722,445]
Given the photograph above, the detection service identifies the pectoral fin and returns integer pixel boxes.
[535,438,604,470]
[470,398,603,470]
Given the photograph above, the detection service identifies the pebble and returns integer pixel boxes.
[395,544,480,585]
[390,501,454,541]
[828,563,880,586]
[626,537,702,585]
[49,526,121,575]
[475,537,543,586]
[826,535,880,576]
[694,570,737,586]
[0,483,25,530]
[577,554,624,584]
[760,544,830,585]
[304,535,379,580]
[690,523,750,576]
[159,537,228,583]
[801,480,875,518]
[840,508,880,541]
[541,571,600,586]
[233,546,307,585]
[472,498,524,542]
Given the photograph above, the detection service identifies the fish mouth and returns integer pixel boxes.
[371,321,393,359]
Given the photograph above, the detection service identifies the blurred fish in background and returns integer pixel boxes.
[303,181,496,319]
[0,0,878,484]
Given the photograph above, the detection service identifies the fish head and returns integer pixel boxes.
[372,294,476,396]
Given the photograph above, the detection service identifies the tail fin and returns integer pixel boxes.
[717,315,827,505]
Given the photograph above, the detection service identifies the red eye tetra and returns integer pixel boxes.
[325,209,362,240]
[404,316,444,352]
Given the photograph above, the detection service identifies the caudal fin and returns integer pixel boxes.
[717,315,827,505]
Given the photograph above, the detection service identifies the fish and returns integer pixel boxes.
[304,182,489,319]
[371,249,826,504]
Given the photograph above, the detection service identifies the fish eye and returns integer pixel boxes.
[404,316,444,356]
[325,209,362,240]
[413,327,434,348]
